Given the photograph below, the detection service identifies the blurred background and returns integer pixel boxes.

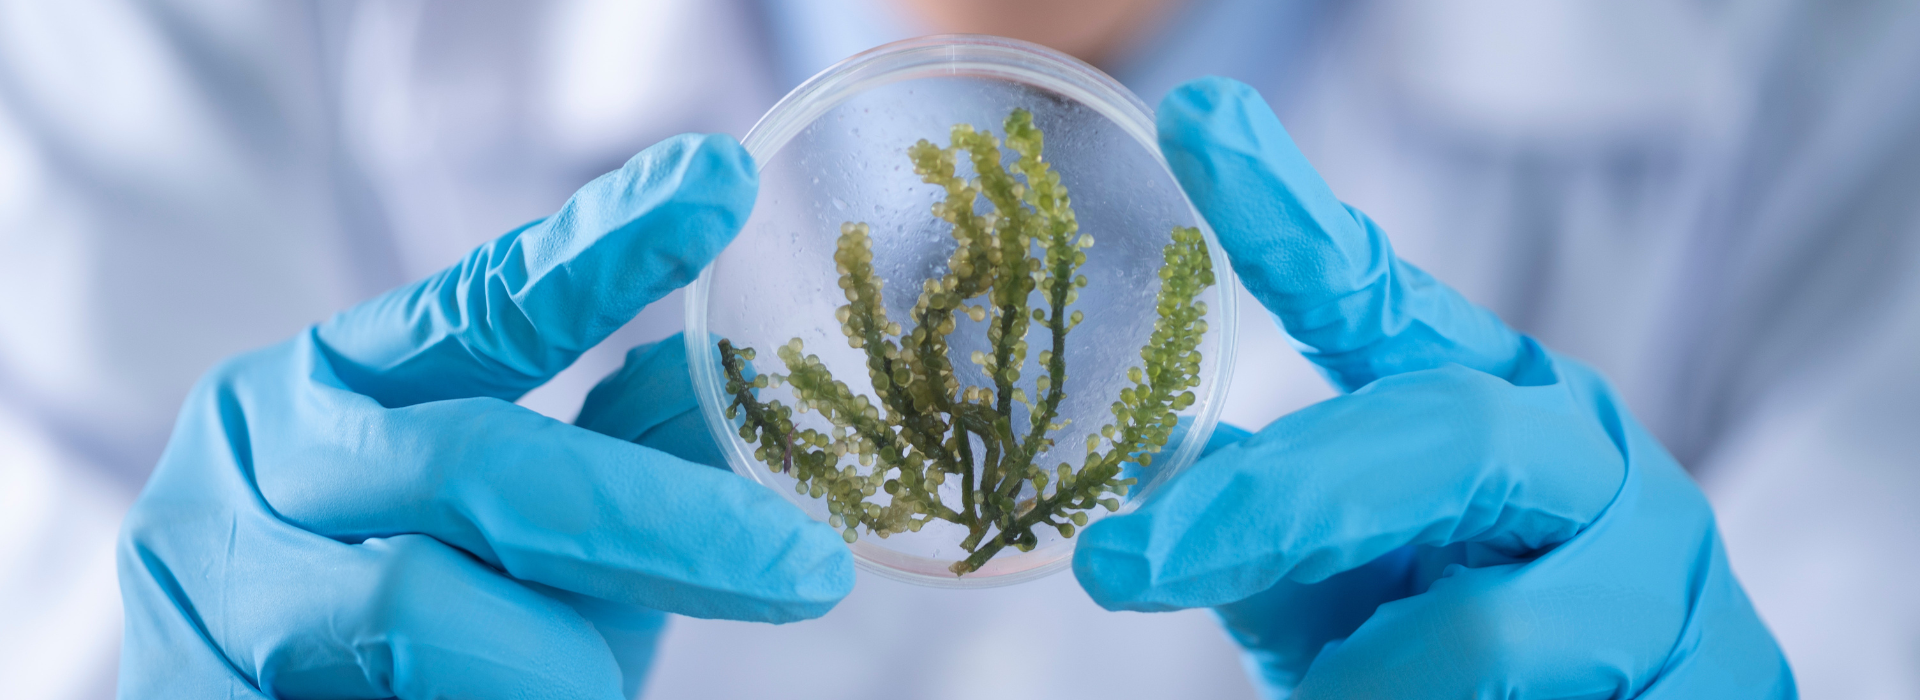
[3,0,1917,698]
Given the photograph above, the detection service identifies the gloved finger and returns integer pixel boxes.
[1291,561,1642,699]
[1290,519,1688,697]
[1073,356,1623,612]
[317,133,755,407]
[1290,428,1790,699]
[556,332,732,696]
[534,585,669,700]
[121,499,626,699]
[1212,547,1421,693]
[1157,77,1528,391]
[1199,430,1487,691]
[576,332,728,468]
[248,337,853,623]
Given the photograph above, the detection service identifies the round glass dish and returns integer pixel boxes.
[685,34,1237,588]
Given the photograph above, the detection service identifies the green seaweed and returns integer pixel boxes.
[720,109,1214,575]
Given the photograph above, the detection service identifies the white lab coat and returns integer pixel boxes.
[1,0,1915,698]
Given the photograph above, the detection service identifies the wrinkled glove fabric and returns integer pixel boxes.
[1074,78,1795,700]
[117,135,853,700]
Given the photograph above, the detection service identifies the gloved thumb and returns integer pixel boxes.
[1158,78,1527,392]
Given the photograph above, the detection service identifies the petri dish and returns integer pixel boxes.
[685,34,1237,588]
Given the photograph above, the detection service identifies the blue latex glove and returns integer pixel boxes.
[1073,78,1795,699]
[117,134,854,699]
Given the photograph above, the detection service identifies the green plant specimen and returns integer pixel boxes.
[719,109,1214,575]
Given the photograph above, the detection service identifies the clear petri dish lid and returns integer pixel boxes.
[686,34,1237,588]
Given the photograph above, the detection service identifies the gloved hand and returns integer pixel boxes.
[117,134,854,700]
[1073,78,1796,698]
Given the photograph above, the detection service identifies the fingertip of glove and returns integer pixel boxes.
[662,133,757,185]
[1159,77,1262,119]
[1072,517,1176,613]
[1156,77,1270,150]
[774,527,858,621]
[730,515,854,624]
[621,133,758,221]
[539,133,758,285]
[1153,78,1302,230]
[625,132,753,174]
[559,133,758,305]
[720,474,857,622]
